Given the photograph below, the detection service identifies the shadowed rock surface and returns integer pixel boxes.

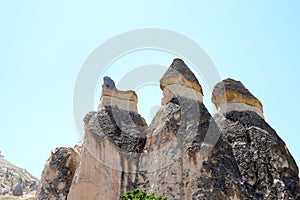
[215,111,300,199]
[67,91,147,199]
[137,95,253,199]
[36,147,80,200]
[213,79,300,199]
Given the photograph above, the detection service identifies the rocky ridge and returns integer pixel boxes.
[0,155,39,199]
[37,58,300,200]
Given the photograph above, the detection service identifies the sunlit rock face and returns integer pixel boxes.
[67,77,147,199]
[137,59,252,199]
[213,79,300,199]
[160,59,203,105]
[0,156,39,199]
[98,76,138,113]
[212,78,264,119]
[37,58,300,200]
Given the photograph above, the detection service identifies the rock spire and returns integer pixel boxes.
[99,76,138,112]
[212,78,264,118]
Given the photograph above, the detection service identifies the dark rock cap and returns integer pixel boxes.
[162,58,200,84]
[213,78,258,100]
[160,58,203,94]
[102,76,116,91]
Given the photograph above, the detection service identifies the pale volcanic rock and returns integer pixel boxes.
[138,97,253,199]
[98,76,138,112]
[160,59,203,105]
[212,78,264,118]
[67,87,147,199]
[138,61,253,199]
[35,147,80,200]
[0,156,38,198]
[36,58,300,199]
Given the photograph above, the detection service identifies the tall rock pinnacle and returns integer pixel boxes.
[67,77,147,199]
[212,78,264,118]
[139,59,253,199]
[160,59,203,105]
[213,79,300,199]
[99,76,138,112]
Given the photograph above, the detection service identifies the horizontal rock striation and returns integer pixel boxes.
[98,76,138,112]
[160,59,203,105]
[67,78,148,199]
[212,78,264,119]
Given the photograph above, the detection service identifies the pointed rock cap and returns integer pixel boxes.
[160,58,203,95]
[99,76,138,112]
[212,78,263,117]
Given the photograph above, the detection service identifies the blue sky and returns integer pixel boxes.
[0,1,299,178]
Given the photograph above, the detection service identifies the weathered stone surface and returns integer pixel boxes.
[212,78,264,118]
[138,97,253,199]
[67,105,148,199]
[36,147,79,200]
[213,79,300,199]
[160,59,203,94]
[37,58,300,200]
[99,76,138,112]
[12,183,23,196]
[160,59,203,106]
[0,156,38,197]
[213,78,300,200]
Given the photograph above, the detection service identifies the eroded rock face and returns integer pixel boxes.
[99,76,138,112]
[36,147,80,200]
[138,96,253,199]
[67,105,147,199]
[0,156,38,198]
[160,59,203,105]
[135,61,253,199]
[37,58,300,199]
[215,112,300,199]
[213,79,300,199]
[212,78,264,119]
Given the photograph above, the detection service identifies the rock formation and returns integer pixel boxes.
[213,78,300,199]
[99,76,138,113]
[137,59,252,199]
[0,155,38,199]
[36,147,80,200]
[160,59,203,105]
[66,77,147,199]
[37,58,300,200]
[212,78,264,119]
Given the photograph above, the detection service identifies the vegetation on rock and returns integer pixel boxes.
[121,189,167,200]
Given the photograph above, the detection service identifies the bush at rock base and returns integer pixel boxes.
[121,189,167,200]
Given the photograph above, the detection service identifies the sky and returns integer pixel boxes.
[0,1,299,178]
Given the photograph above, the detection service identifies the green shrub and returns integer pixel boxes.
[121,188,167,200]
